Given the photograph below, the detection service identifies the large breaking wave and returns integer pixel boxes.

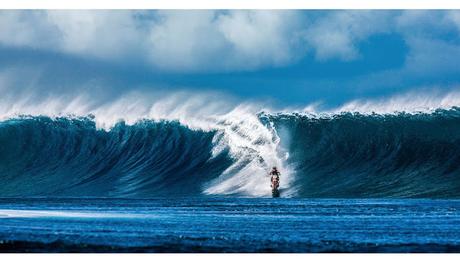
[1,91,460,198]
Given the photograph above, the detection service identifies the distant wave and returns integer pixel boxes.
[1,91,460,198]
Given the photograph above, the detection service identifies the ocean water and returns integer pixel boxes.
[2,102,460,252]
[2,109,460,199]
[1,198,460,252]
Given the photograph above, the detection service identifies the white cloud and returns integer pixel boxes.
[404,37,460,76]
[392,11,460,77]
[303,11,393,61]
[0,10,147,62]
[1,10,460,74]
[395,10,459,38]
[0,10,303,72]
[0,11,59,48]
[216,10,302,68]
[147,10,228,71]
[445,10,460,32]
[45,11,146,60]
[148,10,303,71]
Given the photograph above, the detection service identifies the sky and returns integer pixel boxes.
[1,10,460,108]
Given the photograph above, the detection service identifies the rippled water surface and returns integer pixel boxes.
[1,198,459,252]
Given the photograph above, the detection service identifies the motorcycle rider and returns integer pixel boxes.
[270,166,280,190]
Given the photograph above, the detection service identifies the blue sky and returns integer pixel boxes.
[1,10,460,108]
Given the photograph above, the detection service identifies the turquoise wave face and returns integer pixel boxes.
[0,117,232,197]
[260,107,460,198]
[2,107,460,198]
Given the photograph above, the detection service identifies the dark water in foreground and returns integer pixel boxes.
[0,198,460,252]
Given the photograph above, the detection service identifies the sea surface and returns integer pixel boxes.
[1,198,460,252]
[3,106,460,252]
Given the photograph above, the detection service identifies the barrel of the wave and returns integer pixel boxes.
[269,167,281,198]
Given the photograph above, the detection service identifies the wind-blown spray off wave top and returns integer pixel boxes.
[1,92,460,198]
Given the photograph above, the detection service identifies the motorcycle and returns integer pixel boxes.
[271,176,280,198]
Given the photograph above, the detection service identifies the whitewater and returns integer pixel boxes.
[2,90,460,198]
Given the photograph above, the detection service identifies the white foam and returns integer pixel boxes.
[0,209,147,219]
[333,90,460,114]
[201,105,296,197]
